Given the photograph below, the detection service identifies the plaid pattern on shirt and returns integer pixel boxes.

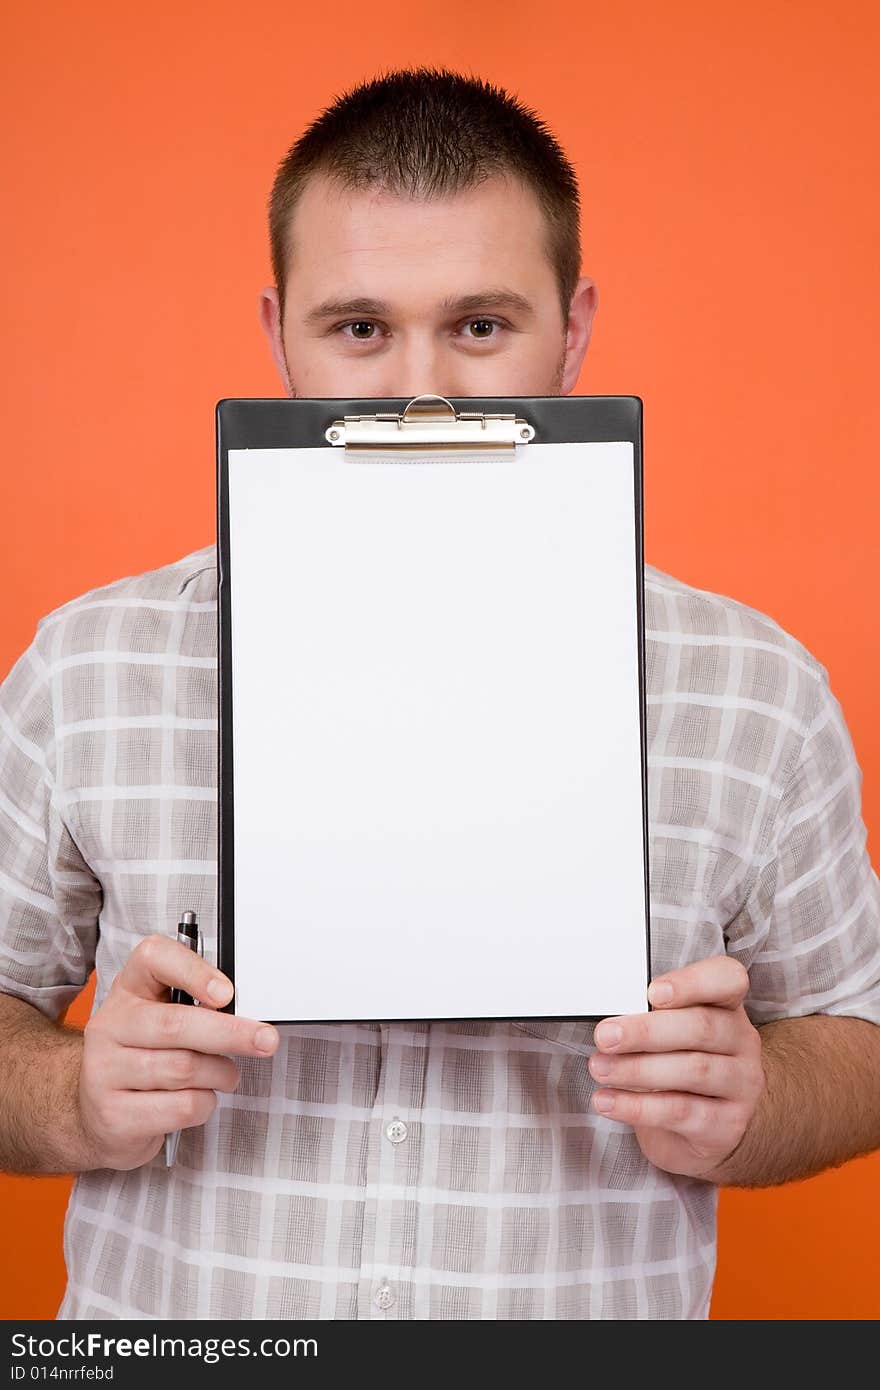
[1,543,878,1320]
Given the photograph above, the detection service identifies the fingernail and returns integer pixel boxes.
[207,976,233,1004]
[255,1026,279,1054]
[593,1092,616,1114]
[590,1057,611,1079]
[595,1023,622,1049]
[649,981,674,1005]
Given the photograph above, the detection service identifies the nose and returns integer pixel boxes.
[383,333,447,402]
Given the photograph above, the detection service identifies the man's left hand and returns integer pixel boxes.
[589,955,765,1181]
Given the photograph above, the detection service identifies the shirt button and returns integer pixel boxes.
[374,1282,396,1311]
[385,1119,408,1144]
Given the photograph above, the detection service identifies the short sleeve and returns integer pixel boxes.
[726,666,880,1026]
[0,625,101,1020]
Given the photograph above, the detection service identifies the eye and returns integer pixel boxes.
[343,320,377,340]
[466,318,498,339]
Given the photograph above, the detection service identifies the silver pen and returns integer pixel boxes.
[164,910,203,1169]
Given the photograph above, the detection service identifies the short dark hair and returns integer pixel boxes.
[268,67,581,322]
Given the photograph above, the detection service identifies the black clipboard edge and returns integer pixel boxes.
[216,420,235,1002]
[216,395,651,1024]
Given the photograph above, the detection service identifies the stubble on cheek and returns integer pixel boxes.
[280,336,296,398]
[552,343,567,393]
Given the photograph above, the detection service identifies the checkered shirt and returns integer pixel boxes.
[1,544,878,1319]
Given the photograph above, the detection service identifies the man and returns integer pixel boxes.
[1,68,879,1321]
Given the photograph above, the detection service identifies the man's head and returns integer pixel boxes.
[259,68,597,399]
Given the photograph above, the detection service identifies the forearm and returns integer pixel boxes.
[0,993,96,1175]
[710,1014,880,1188]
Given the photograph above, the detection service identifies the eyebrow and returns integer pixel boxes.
[303,288,536,324]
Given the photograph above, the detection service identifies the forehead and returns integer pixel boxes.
[283,172,557,308]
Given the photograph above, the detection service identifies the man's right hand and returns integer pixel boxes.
[77,934,280,1171]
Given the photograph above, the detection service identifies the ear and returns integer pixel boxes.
[559,277,598,394]
[258,287,293,396]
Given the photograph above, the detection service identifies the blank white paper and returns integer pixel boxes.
[226,441,647,1021]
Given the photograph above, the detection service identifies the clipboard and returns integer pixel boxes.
[217,394,650,1025]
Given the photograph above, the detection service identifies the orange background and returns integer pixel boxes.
[2,0,878,1320]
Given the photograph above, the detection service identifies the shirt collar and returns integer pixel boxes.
[176,544,218,596]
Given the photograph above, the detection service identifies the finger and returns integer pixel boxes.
[594,1005,743,1056]
[591,1088,745,1140]
[119,935,235,1008]
[120,1087,221,1136]
[589,1050,744,1099]
[114,1048,242,1094]
[647,955,749,1011]
[114,1000,280,1058]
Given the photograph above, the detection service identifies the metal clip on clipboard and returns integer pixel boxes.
[324,393,535,458]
